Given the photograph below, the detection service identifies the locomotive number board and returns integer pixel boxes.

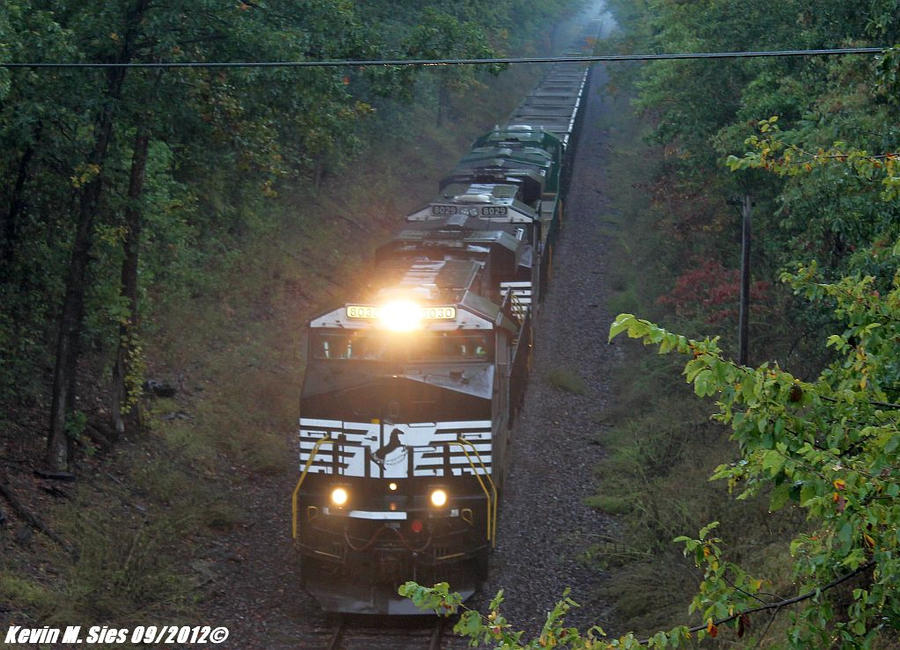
[431,204,509,217]
[346,305,457,320]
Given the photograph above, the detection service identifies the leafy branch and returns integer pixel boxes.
[726,116,900,201]
[399,553,877,649]
[660,559,876,645]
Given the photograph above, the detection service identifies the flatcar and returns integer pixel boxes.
[292,29,592,615]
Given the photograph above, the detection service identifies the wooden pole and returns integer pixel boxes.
[738,194,752,366]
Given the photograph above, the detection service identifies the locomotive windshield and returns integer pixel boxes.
[312,330,493,362]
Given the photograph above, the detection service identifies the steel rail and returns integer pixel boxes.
[325,616,345,650]
[429,618,446,650]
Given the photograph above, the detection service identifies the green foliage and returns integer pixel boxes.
[582,394,756,633]
[604,0,900,309]
[606,253,900,645]
[0,575,55,619]
[399,583,611,648]
[403,8,506,124]
[727,117,900,204]
[59,511,197,622]
[405,8,505,73]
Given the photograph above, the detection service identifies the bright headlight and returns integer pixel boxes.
[430,488,448,508]
[330,487,349,507]
[378,299,422,332]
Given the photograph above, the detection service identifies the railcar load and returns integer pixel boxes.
[291,16,594,615]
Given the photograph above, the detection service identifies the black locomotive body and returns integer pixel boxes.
[293,38,591,614]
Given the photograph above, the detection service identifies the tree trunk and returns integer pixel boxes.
[112,129,150,438]
[2,123,42,268]
[45,0,150,471]
[46,96,120,470]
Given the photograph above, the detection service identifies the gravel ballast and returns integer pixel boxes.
[465,60,619,641]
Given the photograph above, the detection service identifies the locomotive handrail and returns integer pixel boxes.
[499,286,526,324]
[451,438,498,548]
[292,436,336,540]
[498,288,513,319]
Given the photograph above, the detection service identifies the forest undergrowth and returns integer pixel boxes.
[581,87,807,643]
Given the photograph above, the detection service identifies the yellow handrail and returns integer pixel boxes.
[452,438,499,548]
[292,437,335,540]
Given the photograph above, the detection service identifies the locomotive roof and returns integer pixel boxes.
[305,258,482,309]
[440,165,546,204]
[307,255,520,336]
[384,258,481,301]
[460,144,554,166]
[473,125,563,153]
[451,158,548,179]
[406,183,538,224]
[387,224,522,254]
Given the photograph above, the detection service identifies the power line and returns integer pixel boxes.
[0,47,889,70]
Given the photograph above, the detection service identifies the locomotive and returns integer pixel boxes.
[292,45,590,615]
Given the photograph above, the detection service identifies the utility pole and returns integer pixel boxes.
[738,194,752,366]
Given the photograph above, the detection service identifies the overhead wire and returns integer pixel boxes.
[0,47,889,70]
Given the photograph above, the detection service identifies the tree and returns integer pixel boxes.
[110,126,150,437]
[0,4,84,403]
[1,0,391,467]
[605,260,900,645]
[404,9,506,126]
[45,0,152,471]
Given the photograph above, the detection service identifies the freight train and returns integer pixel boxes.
[291,23,593,615]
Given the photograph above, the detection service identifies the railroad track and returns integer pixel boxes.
[316,614,452,650]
